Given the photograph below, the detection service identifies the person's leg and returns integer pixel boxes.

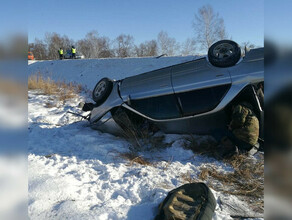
[217,136,238,158]
[226,131,254,152]
[210,128,237,158]
[210,128,230,143]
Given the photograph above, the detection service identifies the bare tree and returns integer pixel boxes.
[135,43,147,57]
[44,32,74,59]
[146,40,158,56]
[135,40,158,57]
[61,35,74,51]
[241,41,256,49]
[181,38,196,56]
[157,31,179,56]
[193,5,227,52]
[82,31,99,58]
[29,38,47,60]
[217,18,227,40]
[77,39,92,58]
[115,34,134,58]
[77,31,114,58]
[45,32,62,59]
[96,36,115,58]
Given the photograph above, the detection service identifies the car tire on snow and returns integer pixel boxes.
[92,78,113,106]
[208,40,241,67]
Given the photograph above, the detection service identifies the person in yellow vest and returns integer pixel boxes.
[71,46,76,59]
[58,48,63,60]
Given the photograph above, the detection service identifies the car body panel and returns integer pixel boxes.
[155,108,228,134]
[90,111,124,136]
[229,47,264,84]
[90,82,123,124]
[120,67,173,100]
[171,58,231,93]
[118,81,248,123]
[120,102,227,133]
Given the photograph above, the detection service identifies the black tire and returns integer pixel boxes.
[208,40,241,67]
[92,78,113,106]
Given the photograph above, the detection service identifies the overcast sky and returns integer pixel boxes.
[27,0,264,46]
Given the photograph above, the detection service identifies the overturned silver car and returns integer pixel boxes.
[83,40,264,137]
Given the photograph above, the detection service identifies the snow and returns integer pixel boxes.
[28,57,262,219]
[28,56,200,90]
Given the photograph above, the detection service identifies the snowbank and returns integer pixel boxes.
[28,56,199,90]
[28,91,235,219]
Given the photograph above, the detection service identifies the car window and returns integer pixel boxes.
[178,84,231,116]
[130,94,181,120]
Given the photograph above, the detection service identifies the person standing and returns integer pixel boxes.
[58,48,63,60]
[71,46,76,59]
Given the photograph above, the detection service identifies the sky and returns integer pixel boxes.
[265,0,292,45]
[27,0,264,47]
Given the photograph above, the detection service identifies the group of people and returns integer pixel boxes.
[58,46,76,60]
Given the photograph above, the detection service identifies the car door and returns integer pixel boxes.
[120,67,181,120]
[171,59,232,116]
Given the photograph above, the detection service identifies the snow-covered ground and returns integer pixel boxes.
[28,56,200,90]
[28,58,262,219]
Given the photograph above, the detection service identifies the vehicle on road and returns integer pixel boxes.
[64,50,84,59]
[83,40,264,137]
[28,51,34,60]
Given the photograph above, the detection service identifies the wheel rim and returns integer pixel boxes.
[94,81,106,97]
[213,43,235,59]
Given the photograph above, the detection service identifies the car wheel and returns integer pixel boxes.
[208,40,241,67]
[92,78,113,106]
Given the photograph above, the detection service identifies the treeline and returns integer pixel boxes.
[28,30,198,60]
[28,5,256,60]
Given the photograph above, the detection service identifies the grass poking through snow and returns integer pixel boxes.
[183,135,218,157]
[119,152,152,166]
[112,107,170,152]
[182,134,264,213]
[200,154,264,212]
[28,72,83,102]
